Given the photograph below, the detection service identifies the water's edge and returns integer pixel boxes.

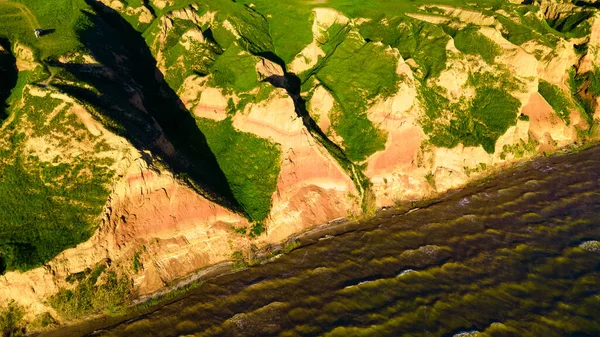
[35,143,599,337]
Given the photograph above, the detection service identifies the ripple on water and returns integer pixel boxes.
[397,245,451,267]
[473,190,498,199]
[567,180,597,191]
[538,165,555,173]
[397,269,416,277]
[452,331,479,337]
[496,185,525,197]
[524,179,544,187]
[579,240,600,253]
[519,212,544,223]
[449,214,484,231]
[456,197,471,207]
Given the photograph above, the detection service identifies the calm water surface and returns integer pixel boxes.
[88,147,600,336]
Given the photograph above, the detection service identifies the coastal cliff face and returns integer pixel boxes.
[0,0,599,331]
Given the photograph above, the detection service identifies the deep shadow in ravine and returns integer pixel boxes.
[263,69,371,198]
[0,38,18,121]
[51,0,243,214]
[264,71,355,169]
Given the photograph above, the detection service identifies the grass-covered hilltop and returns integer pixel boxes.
[1,0,600,333]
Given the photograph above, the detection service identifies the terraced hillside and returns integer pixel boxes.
[0,0,599,333]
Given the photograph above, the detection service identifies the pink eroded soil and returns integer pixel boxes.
[521,92,580,150]
[116,171,246,239]
[193,103,226,116]
[367,119,423,175]
[108,168,251,292]
[232,94,359,242]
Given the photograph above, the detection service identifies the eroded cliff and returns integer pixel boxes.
[0,0,599,332]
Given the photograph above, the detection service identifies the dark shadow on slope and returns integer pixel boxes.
[0,38,18,121]
[265,72,349,160]
[255,51,286,72]
[40,29,56,37]
[202,28,221,49]
[573,0,600,9]
[142,0,156,17]
[546,11,594,34]
[264,68,373,201]
[52,0,243,214]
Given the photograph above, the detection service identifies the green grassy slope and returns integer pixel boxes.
[236,0,313,64]
[454,27,501,64]
[195,118,281,222]
[316,34,397,162]
[539,80,575,125]
[0,73,115,272]
[0,0,92,59]
[143,11,281,222]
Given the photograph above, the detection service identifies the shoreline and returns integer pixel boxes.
[34,140,599,337]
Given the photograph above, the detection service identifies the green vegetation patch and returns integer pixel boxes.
[356,16,449,80]
[568,67,597,125]
[471,88,521,134]
[588,67,600,97]
[453,27,501,64]
[491,4,592,47]
[493,10,559,47]
[249,223,265,238]
[390,18,450,80]
[318,22,351,55]
[468,70,524,92]
[50,265,131,320]
[0,149,112,274]
[158,19,221,91]
[538,80,573,125]
[0,77,115,273]
[328,105,387,163]
[237,0,313,64]
[210,43,260,93]
[231,251,247,270]
[234,83,275,113]
[425,171,436,189]
[29,312,56,330]
[193,0,273,54]
[546,10,593,38]
[147,0,279,94]
[117,1,153,33]
[421,66,525,154]
[495,15,541,46]
[0,301,24,337]
[132,250,142,273]
[195,117,280,222]
[282,240,301,254]
[0,0,93,59]
[500,137,538,160]
[316,34,397,161]
[469,87,521,153]
[422,86,521,154]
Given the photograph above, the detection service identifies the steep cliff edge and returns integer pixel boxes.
[0,0,599,333]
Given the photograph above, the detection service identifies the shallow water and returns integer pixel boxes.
[81,147,600,336]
